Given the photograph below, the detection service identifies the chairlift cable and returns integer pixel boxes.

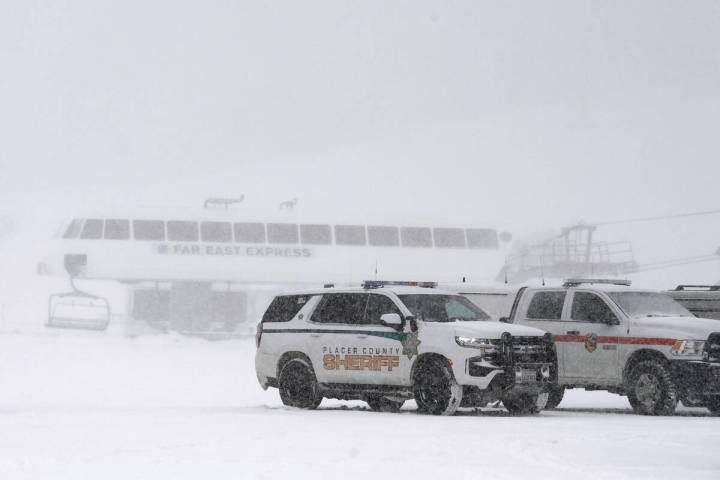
[595,208,720,227]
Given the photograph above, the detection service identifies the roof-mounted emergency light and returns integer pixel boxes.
[563,278,632,287]
[362,280,438,289]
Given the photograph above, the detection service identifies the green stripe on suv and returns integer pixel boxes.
[262,328,407,342]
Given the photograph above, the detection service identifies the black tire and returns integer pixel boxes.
[503,392,548,415]
[545,385,565,410]
[366,395,405,413]
[413,358,462,416]
[278,358,322,409]
[626,360,677,416]
[706,396,720,415]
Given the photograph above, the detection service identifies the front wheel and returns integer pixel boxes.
[278,358,322,409]
[545,385,565,410]
[626,360,677,416]
[413,358,462,416]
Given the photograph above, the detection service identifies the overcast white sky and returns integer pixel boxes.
[1,1,719,258]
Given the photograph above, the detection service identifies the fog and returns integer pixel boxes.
[1,2,720,478]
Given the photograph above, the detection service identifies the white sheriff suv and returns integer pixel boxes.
[505,279,720,415]
[255,281,556,415]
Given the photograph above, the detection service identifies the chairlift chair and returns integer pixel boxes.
[45,253,111,331]
[47,290,111,331]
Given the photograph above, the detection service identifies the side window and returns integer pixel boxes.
[526,291,566,320]
[104,219,130,240]
[365,294,400,325]
[400,227,432,248]
[433,228,466,248]
[571,292,618,323]
[262,295,312,323]
[466,228,499,249]
[367,226,399,247]
[62,219,83,239]
[234,222,265,243]
[201,222,232,242]
[334,225,366,246]
[80,219,103,239]
[300,224,331,245]
[134,220,165,241]
[167,221,199,241]
[267,223,299,244]
[311,293,368,324]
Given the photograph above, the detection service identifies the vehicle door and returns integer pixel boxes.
[561,290,622,384]
[358,293,409,386]
[308,292,408,385]
[306,292,369,384]
[516,290,569,374]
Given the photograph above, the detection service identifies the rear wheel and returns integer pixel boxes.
[278,358,322,409]
[626,360,677,416]
[413,358,462,416]
[366,395,405,413]
[545,385,565,410]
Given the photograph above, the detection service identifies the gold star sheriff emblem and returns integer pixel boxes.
[401,332,421,359]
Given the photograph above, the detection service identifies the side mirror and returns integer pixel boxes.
[380,313,403,330]
[499,316,510,323]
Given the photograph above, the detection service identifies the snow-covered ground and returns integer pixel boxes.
[0,332,718,479]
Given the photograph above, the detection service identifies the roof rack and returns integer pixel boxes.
[673,285,720,291]
[362,280,437,289]
[562,278,632,287]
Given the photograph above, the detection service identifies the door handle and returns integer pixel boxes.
[310,333,321,338]
[356,335,368,339]
[566,330,580,335]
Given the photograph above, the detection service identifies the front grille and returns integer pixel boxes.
[509,336,553,365]
[706,333,720,363]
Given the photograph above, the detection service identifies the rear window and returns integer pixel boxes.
[262,295,313,323]
[526,291,566,320]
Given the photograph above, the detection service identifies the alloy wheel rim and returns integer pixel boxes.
[635,373,660,409]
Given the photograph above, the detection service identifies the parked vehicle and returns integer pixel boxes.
[504,278,720,415]
[666,285,720,320]
[255,281,556,415]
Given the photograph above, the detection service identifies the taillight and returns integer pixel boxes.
[255,322,263,348]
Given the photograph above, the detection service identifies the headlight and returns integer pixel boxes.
[671,340,706,356]
[455,336,500,353]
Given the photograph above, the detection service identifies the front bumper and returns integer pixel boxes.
[670,360,720,396]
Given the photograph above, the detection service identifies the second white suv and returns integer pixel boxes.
[255,282,556,415]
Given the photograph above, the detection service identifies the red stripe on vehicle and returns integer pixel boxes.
[553,335,676,346]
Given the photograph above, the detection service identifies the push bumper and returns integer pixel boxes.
[670,360,720,396]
